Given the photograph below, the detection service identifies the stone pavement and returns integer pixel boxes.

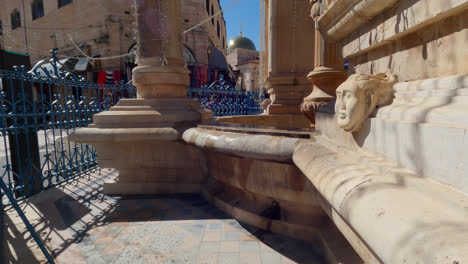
[2,169,325,264]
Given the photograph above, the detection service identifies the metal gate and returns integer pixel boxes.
[0,51,136,203]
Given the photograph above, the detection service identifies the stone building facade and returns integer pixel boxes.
[235,58,259,92]
[183,0,227,66]
[227,45,260,92]
[0,0,136,71]
[0,0,227,75]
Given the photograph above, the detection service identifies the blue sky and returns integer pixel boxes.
[220,0,260,50]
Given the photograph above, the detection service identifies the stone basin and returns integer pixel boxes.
[182,123,362,262]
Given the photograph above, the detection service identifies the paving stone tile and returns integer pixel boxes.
[80,248,101,258]
[260,252,282,264]
[101,241,126,255]
[218,252,240,264]
[104,225,125,235]
[222,232,240,241]
[113,246,146,264]
[260,243,275,252]
[200,242,220,253]
[203,231,221,241]
[222,223,238,232]
[141,254,171,264]
[281,256,298,264]
[77,236,96,254]
[88,225,109,235]
[197,253,218,264]
[239,241,259,252]
[85,252,107,264]
[227,221,245,231]
[87,234,99,242]
[94,234,116,245]
[239,233,256,241]
[101,254,120,263]
[240,252,262,264]
[170,252,199,264]
[94,243,109,252]
[182,223,206,238]
[142,228,187,255]
[206,223,222,231]
[220,241,240,253]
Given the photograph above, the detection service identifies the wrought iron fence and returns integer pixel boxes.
[187,75,264,116]
[0,52,136,203]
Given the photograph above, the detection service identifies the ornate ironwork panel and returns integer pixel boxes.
[0,51,136,203]
[187,75,264,116]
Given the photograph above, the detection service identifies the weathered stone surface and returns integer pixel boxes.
[334,73,397,132]
[293,138,468,264]
[340,0,468,59]
[216,114,312,129]
[318,0,400,41]
[70,0,213,195]
[316,73,468,195]
[264,0,315,116]
[183,127,304,162]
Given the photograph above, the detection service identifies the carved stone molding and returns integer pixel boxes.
[318,0,399,41]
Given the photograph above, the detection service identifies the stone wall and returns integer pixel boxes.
[315,0,468,193]
[227,48,259,70]
[0,0,135,70]
[340,0,468,81]
[236,61,260,92]
[302,1,468,262]
[182,0,227,66]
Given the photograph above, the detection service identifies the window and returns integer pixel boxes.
[0,20,3,36]
[31,0,44,20]
[58,0,72,8]
[10,10,21,30]
[217,21,220,38]
[211,5,214,24]
[206,0,209,14]
[223,37,225,50]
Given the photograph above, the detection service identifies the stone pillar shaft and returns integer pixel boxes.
[133,0,189,98]
[265,0,315,116]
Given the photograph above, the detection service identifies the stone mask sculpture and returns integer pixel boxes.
[335,73,397,132]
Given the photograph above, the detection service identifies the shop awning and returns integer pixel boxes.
[29,58,89,78]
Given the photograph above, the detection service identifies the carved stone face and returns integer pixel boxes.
[335,81,367,132]
[334,73,397,132]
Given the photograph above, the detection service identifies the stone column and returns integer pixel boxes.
[133,0,189,98]
[263,0,315,127]
[70,0,212,195]
[301,1,347,125]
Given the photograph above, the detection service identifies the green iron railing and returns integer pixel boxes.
[187,74,264,116]
[0,50,136,264]
[0,51,137,203]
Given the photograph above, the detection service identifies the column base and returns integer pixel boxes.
[265,76,313,116]
[70,97,211,195]
[267,103,303,115]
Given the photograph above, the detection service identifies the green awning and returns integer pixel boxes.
[4,50,29,57]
